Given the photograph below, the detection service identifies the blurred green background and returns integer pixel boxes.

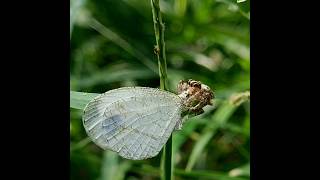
[70,0,250,179]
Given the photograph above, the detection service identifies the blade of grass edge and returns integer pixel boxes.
[70,91,100,110]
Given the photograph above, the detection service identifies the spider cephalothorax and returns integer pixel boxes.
[177,79,214,115]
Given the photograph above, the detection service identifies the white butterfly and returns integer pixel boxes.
[82,80,213,160]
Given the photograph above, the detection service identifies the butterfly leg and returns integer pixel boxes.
[174,118,183,130]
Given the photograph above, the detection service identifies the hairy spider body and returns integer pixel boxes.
[177,79,214,115]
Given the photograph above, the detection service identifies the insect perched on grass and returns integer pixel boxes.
[82,79,214,160]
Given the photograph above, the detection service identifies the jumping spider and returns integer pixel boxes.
[177,79,214,116]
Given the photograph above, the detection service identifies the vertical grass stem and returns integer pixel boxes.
[150,0,172,180]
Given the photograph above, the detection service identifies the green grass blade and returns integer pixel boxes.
[172,118,203,154]
[88,18,158,73]
[72,67,156,89]
[99,151,132,180]
[100,151,118,180]
[229,163,250,177]
[186,101,238,171]
[175,169,249,180]
[216,0,250,20]
[150,0,171,179]
[70,0,86,37]
[70,91,100,110]
[130,165,249,180]
[70,137,91,152]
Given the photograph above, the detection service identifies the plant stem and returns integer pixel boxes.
[150,0,172,180]
[151,0,168,90]
[161,135,173,180]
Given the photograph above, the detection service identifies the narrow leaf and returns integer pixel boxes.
[70,91,100,110]
[186,101,238,171]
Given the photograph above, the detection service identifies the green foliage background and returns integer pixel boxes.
[70,0,250,179]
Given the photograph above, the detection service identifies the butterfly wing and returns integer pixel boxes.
[83,87,182,160]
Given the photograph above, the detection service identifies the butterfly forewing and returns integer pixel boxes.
[83,87,182,160]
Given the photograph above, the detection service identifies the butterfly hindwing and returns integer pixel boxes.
[83,87,182,160]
